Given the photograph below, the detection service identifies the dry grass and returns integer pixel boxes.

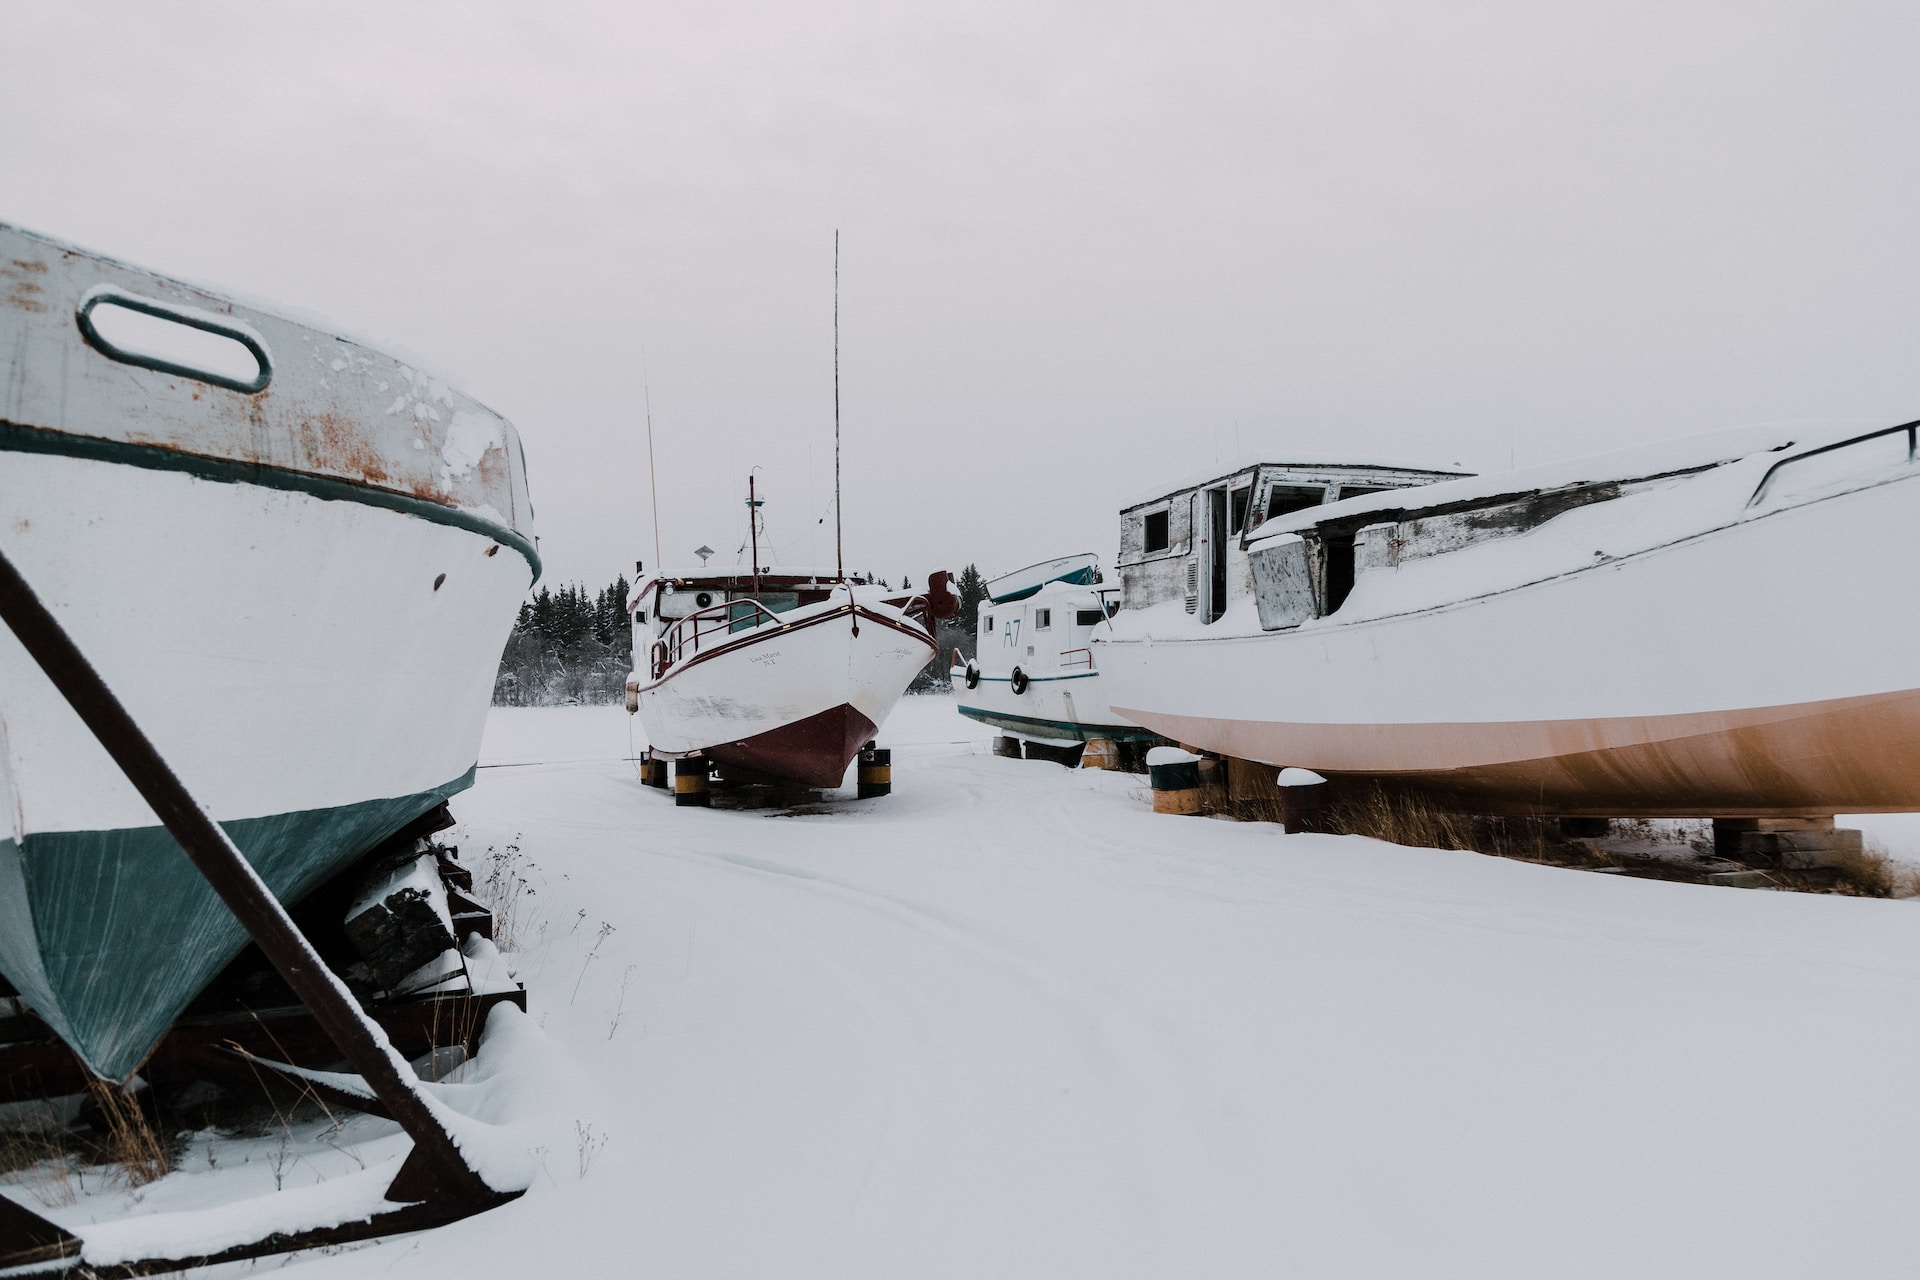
[1822,838,1920,898]
[475,836,538,951]
[1276,780,1920,899]
[85,1080,168,1187]
[0,1119,78,1207]
[0,1082,170,1203]
[1318,782,1575,865]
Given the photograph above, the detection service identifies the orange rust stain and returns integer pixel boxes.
[296,411,396,486]
[2,258,48,312]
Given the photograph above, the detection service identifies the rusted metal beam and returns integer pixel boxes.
[0,546,500,1210]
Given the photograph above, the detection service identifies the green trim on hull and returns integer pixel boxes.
[0,767,476,1081]
[954,705,1166,744]
[0,422,540,582]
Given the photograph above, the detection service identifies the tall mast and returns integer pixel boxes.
[643,379,662,572]
[834,229,844,585]
[748,472,761,598]
[835,232,857,638]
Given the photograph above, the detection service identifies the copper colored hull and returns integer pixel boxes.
[1127,687,1920,817]
[705,703,879,790]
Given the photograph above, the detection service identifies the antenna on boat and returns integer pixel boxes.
[836,231,857,638]
[834,229,844,586]
[643,376,663,573]
[747,470,763,598]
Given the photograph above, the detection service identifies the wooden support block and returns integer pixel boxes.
[1714,817,1861,867]
[343,856,458,990]
[1153,787,1203,816]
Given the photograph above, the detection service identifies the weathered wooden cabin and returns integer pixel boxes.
[1115,458,1471,621]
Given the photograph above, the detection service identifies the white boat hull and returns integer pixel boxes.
[0,453,530,1075]
[635,593,933,787]
[1100,468,1920,815]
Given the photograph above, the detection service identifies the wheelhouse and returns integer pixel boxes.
[1115,459,1469,622]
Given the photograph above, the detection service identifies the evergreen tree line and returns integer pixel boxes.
[492,576,634,705]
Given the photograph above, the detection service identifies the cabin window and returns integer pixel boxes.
[1266,485,1324,521]
[1075,609,1103,627]
[1229,486,1251,534]
[1034,609,1051,630]
[1142,510,1170,553]
[984,614,994,634]
[1335,484,1395,502]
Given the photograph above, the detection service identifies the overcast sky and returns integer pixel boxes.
[5,1,1919,589]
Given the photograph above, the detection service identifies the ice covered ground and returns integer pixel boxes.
[284,696,1920,1278]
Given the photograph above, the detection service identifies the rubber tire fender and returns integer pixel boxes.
[964,660,981,690]
[1009,666,1029,695]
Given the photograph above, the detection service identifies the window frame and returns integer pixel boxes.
[1142,509,1171,554]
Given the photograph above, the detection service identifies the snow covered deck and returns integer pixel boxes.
[287,699,1920,1275]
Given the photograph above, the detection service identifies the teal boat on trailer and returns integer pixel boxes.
[0,224,537,1081]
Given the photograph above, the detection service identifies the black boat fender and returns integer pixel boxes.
[1010,666,1029,695]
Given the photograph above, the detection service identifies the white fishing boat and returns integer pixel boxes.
[622,238,954,792]
[628,566,949,787]
[0,223,536,1080]
[1099,423,1920,817]
[951,556,1156,751]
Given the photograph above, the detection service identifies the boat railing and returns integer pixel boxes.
[652,599,786,678]
[899,594,932,628]
[1748,418,1920,508]
[1059,647,1094,671]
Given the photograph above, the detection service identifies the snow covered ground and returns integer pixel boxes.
[7,694,1881,1274]
[276,699,1920,1274]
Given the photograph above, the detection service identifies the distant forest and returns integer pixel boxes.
[492,565,993,706]
[492,576,634,706]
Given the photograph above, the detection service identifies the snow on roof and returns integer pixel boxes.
[1246,419,1889,545]
[1120,452,1470,510]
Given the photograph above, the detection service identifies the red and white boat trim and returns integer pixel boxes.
[629,573,945,788]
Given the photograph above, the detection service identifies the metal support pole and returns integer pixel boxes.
[0,546,497,1209]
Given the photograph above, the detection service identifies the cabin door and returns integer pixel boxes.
[1205,487,1228,623]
